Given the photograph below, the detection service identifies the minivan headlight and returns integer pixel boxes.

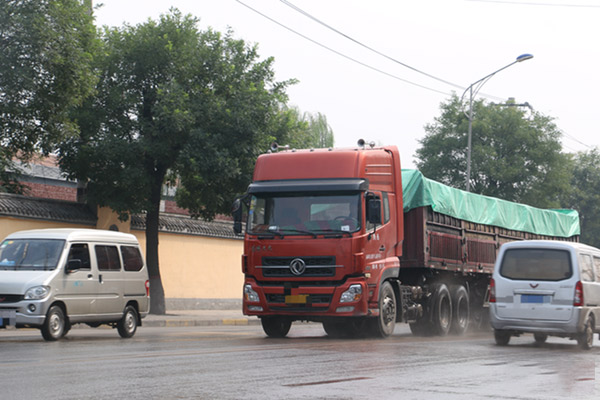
[24,285,51,300]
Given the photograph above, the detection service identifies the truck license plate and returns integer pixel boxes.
[285,294,308,304]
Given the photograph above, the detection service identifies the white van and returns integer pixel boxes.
[490,240,600,349]
[0,229,149,341]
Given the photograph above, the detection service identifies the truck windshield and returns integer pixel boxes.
[0,239,65,270]
[248,193,361,236]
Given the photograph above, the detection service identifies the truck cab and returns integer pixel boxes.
[234,144,404,338]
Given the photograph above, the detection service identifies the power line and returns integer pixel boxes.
[234,0,452,96]
[280,0,466,91]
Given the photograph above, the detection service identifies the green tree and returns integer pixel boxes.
[59,10,292,313]
[268,106,334,150]
[562,149,600,247]
[415,95,570,208]
[0,0,97,191]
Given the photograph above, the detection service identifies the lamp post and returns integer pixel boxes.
[462,53,533,192]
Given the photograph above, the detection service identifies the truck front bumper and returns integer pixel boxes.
[242,277,369,320]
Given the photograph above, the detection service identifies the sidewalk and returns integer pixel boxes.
[142,308,261,328]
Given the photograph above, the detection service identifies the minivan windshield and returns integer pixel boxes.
[500,248,572,281]
[0,239,65,270]
[248,193,361,236]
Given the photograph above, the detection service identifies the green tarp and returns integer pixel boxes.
[401,169,580,238]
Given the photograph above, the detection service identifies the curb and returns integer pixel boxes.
[143,318,261,328]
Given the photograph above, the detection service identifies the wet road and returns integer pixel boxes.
[0,323,598,399]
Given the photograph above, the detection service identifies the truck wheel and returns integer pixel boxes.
[431,283,452,336]
[409,319,431,336]
[577,316,594,350]
[369,281,396,338]
[117,305,139,338]
[450,285,470,335]
[323,321,345,338]
[261,317,292,338]
[494,329,510,346]
[41,305,68,341]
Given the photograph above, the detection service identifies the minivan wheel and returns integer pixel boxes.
[533,333,548,344]
[494,330,510,346]
[41,305,67,341]
[117,305,139,338]
[577,317,594,350]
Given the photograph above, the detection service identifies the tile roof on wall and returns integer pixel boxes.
[0,193,97,225]
[130,213,240,240]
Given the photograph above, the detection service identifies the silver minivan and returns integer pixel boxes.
[490,240,600,349]
[0,229,150,341]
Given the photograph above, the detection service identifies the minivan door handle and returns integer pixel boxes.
[98,274,103,284]
[87,274,93,279]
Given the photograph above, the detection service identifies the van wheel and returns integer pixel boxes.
[450,286,470,335]
[117,305,139,338]
[431,284,452,336]
[261,317,292,338]
[41,305,67,341]
[494,330,510,346]
[533,333,548,344]
[577,316,594,350]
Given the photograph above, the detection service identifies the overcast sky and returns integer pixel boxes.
[94,0,600,168]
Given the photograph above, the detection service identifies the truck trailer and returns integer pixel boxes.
[232,143,580,338]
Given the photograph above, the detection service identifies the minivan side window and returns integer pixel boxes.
[580,254,595,282]
[121,246,144,272]
[67,244,91,270]
[95,245,121,271]
[500,248,572,281]
[593,257,600,283]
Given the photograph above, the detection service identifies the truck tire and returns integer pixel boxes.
[450,285,470,335]
[431,283,452,336]
[261,316,292,338]
[368,281,396,338]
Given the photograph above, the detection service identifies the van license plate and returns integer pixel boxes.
[285,294,308,304]
[521,294,545,303]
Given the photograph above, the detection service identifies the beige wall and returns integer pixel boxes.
[0,215,243,299]
[132,231,243,299]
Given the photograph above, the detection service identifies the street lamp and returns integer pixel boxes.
[462,53,533,192]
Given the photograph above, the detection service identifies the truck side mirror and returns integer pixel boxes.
[232,198,243,235]
[366,195,382,225]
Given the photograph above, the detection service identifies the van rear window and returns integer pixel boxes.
[500,248,572,281]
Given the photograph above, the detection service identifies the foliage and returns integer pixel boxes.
[0,0,98,191]
[58,9,293,312]
[269,106,334,150]
[415,94,571,208]
[561,149,600,247]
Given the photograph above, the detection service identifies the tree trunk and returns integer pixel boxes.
[146,177,166,315]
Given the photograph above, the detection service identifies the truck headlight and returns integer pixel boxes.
[340,284,362,303]
[244,284,260,303]
[24,285,51,300]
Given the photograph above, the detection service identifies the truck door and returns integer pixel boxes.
[364,192,397,284]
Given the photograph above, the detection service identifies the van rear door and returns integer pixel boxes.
[495,247,575,321]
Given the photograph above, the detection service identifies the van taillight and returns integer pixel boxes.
[574,281,583,306]
[489,278,496,303]
[145,280,150,297]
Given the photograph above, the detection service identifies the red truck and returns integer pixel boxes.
[232,142,580,338]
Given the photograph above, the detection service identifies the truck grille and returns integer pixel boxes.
[260,256,337,277]
[266,293,332,304]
